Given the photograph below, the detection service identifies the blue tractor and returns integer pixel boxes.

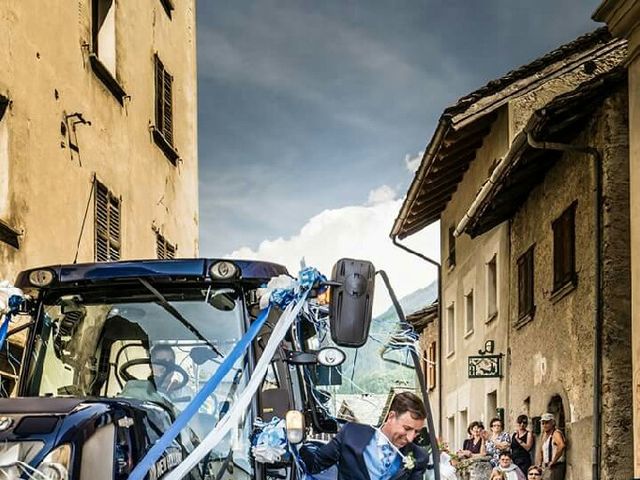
[0,258,438,480]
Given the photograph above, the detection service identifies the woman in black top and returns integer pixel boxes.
[460,421,486,457]
[511,415,534,474]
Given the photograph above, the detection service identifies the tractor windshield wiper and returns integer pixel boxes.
[137,278,225,358]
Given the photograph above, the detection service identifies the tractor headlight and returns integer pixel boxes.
[316,347,346,367]
[209,261,239,279]
[37,444,72,480]
[28,269,55,287]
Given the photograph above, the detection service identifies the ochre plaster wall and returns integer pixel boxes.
[0,0,199,281]
[439,106,511,448]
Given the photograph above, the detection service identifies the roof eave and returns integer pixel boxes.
[390,115,452,239]
[458,67,627,238]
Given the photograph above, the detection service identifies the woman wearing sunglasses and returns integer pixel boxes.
[511,415,534,474]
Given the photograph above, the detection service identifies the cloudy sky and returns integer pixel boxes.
[197,0,602,312]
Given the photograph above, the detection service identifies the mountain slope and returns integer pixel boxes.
[335,280,438,394]
[372,280,438,332]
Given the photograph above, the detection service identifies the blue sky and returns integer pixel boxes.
[196,0,602,307]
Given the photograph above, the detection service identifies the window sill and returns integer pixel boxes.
[486,311,498,324]
[514,308,536,330]
[152,127,180,165]
[464,329,474,339]
[89,53,127,105]
[0,219,20,249]
[159,0,175,17]
[550,277,578,304]
[446,350,455,359]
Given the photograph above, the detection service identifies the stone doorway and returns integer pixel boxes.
[547,394,566,434]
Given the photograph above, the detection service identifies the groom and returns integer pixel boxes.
[300,392,430,480]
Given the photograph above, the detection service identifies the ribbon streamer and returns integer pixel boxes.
[164,290,309,480]
[127,305,272,480]
[133,267,324,480]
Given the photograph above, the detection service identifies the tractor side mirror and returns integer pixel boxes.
[329,258,375,347]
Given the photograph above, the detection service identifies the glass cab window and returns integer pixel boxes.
[24,283,254,478]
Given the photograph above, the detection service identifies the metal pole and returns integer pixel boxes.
[377,269,441,480]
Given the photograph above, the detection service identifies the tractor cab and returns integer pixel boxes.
[0,259,293,480]
[0,258,438,480]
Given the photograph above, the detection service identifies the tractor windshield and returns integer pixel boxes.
[23,283,256,475]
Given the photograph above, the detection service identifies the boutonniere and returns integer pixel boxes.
[402,452,416,470]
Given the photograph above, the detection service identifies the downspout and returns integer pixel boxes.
[524,130,603,480]
[391,236,443,436]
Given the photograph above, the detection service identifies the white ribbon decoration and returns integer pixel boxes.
[0,281,23,316]
[257,275,298,310]
[164,294,308,480]
[251,419,288,464]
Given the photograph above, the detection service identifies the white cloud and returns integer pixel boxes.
[404,152,424,173]
[227,192,440,315]
[367,185,396,205]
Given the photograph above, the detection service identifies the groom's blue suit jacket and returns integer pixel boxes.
[300,423,429,480]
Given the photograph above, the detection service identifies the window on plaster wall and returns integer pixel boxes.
[427,341,437,390]
[517,246,535,323]
[447,226,456,269]
[486,390,497,423]
[95,180,121,262]
[155,55,174,146]
[92,0,116,75]
[0,96,8,219]
[0,96,17,249]
[465,290,474,335]
[524,396,531,418]
[447,416,456,450]
[152,54,180,164]
[459,409,468,450]
[552,202,577,293]
[90,0,126,103]
[486,255,498,321]
[446,303,455,356]
[156,232,176,259]
[159,0,175,18]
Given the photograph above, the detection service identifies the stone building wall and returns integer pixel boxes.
[508,145,595,480]
[0,0,199,280]
[507,88,632,480]
[435,41,628,448]
[597,88,633,480]
[593,1,640,473]
[509,44,627,135]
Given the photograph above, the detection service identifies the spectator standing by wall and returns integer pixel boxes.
[511,415,534,473]
[536,413,566,480]
[486,417,511,466]
[459,421,486,458]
